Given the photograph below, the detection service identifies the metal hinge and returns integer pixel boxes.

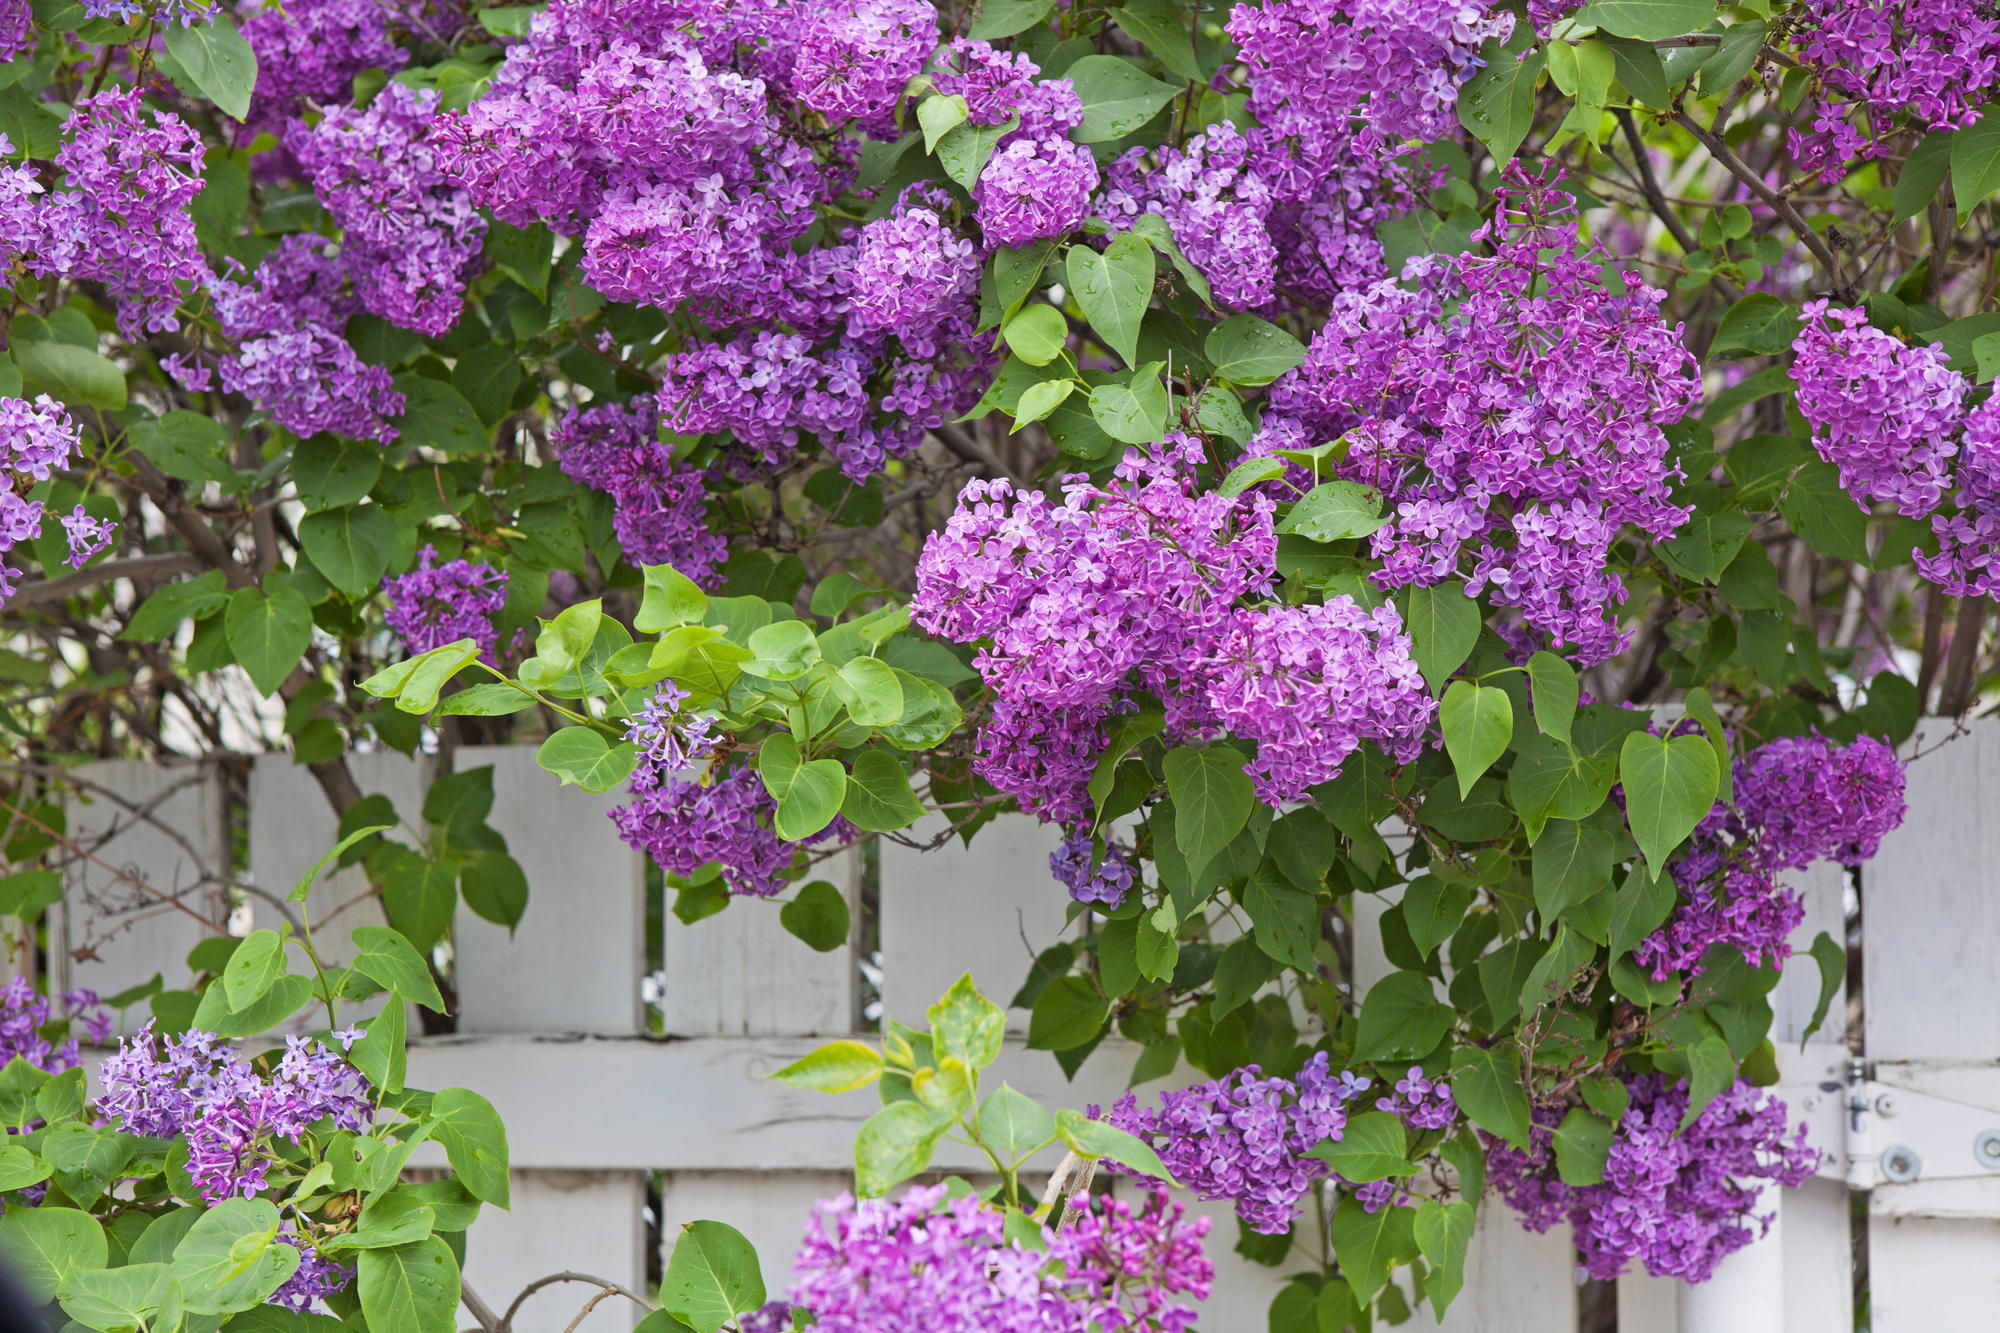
[1794,1057,2000,1189]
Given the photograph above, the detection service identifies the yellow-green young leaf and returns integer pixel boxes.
[168,1200,296,1315]
[1012,377,1074,428]
[1089,368,1170,444]
[930,972,1006,1070]
[636,564,707,631]
[916,92,969,152]
[977,1085,1056,1160]
[1617,732,1721,877]
[221,930,286,1013]
[913,1057,973,1119]
[1055,1107,1178,1184]
[1305,1110,1417,1183]
[1216,454,1288,498]
[15,340,126,410]
[1441,681,1512,798]
[834,657,904,726]
[536,599,603,672]
[350,925,447,1013]
[1274,480,1386,542]
[0,1206,106,1303]
[768,1040,883,1093]
[56,1261,171,1332]
[1067,232,1154,366]
[1546,37,1580,93]
[855,1101,941,1197]
[1682,686,1734,802]
[535,727,640,794]
[662,1222,766,1333]
[428,1087,510,1209]
[289,823,393,903]
[967,0,1056,39]
[759,733,848,839]
[1001,304,1069,366]
[1526,651,1578,743]
[1413,1199,1476,1320]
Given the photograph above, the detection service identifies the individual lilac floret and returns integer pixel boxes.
[1049,832,1136,907]
[553,395,727,586]
[625,679,716,776]
[381,550,510,657]
[60,505,115,568]
[98,1025,374,1205]
[291,83,486,337]
[793,0,938,136]
[1104,1052,1365,1234]
[783,1183,1213,1333]
[33,90,208,338]
[1489,1074,1818,1282]
[1791,299,1964,519]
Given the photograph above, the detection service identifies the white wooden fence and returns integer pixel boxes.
[35,722,2000,1331]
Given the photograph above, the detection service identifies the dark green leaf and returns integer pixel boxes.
[391,376,488,454]
[351,925,448,1013]
[1618,733,1721,877]
[130,411,235,488]
[1027,975,1109,1051]
[1204,313,1306,386]
[1532,820,1619,922]
[121,570,229,642]
[1400,580,1481,692]
[224,587,312,696]
[1441,680,1512,797]
[292,436,384,511]
[1709,293,1801,360]
[16,340,126,410]
[1599,32,1670,108]
[1275,480,1386,543]
[428,1087,510,1208]
[1162,745,1254,880]
[1327,1198,1419,1302]
[1447,1044,1531,1149]
[1458,27,1545,165]
[1068,233,1154,367]
[1354,971,1453,1062]
[1065,54,1178,141]
[298,505,395,598]
[1660,510,1753,583]
[356,1237,458,1333]
[1552,1107,1613,1185]
[1112,0,1204,81]
[1954,109,2000,221]
[966,0,1056,39]
[1579,0,1717,40]
[459,850,528,931]
[1413,1199,1476,1320]
[164,16,259,121]
[1242,862,1319,971]
[1306,1111,1417,1183]
[1894,130,1954,225]
[1780,461,1872,565]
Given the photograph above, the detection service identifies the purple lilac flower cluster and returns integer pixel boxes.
[1049,832,1137,907]
[0,396,117,603]
[1488,1074,1818,1282]
[0,977,112,1072]
[98,1024,374,1204]
[1375,1063,1457,1131]
[781,1183,1212,1333]
[270,1230,357,1313]
[382,549,510,658]
[552,396,726,584]
[203,235,407,441]
[611,766,856,899]
[291,84,485,337]
[31,90,208,338]
[238,0,412,138]
[915,435,1431,817]
[1790,302,2000,597]
[793,0,936,137]
[0,0,30,62]
[1102,1051,1367,1234]
[1790,0,2000,180]
[1638,734,1906,978]
[849,187,981,341]
[1098,122,1277,311]
[1259,164,1699,665]
[624,679,716,773]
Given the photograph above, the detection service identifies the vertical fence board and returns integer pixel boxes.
[456,1170,646,1333]
[56,760,229,1021]
[452,746,645,1035]
[1435,1210,1578,1333]
[663,848,857,1038]
[879,814,1071,1031]
[655,1170,852,1287]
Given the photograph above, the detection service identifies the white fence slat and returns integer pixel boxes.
[656,1170,850,1287]
[1772,860,1845,1043]
[1618,1271,1678,1333]
[879,814,1072,1031]
[56,760,229,1022]
[1866,1214,2000,1331]
[452,746,646,1035]
[455,1169,646,1333]
[1434,1210,1577,1333]
[663,848,857,1038]
[249,750,432,971]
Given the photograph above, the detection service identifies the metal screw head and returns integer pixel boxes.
[1881,1144,1923,1183]
[1875,1092,1902,1118]
[1975,1130,2000,1170]
[1803,1094,1822,1113]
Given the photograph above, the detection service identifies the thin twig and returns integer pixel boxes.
[499,1272,656,1332]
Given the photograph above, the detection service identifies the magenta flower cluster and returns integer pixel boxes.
[0,396,117,604]
[98,1024,374,1205]
[1790,301,2000,597]
[780,1183,1212,1333]
[1260,165,1699,664]
[382,549,511,657]
[1638,733,1906,979]
[1489,1074,1818,1283]
[1790,0,2000,180]
[292,83,486,338]
[1102,1051,1366,1234]
[205,235,408,443]
[553,396,727,584]
[915,436,1431,817]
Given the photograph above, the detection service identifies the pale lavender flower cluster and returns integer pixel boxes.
[793,0,937,137]
[1489,1074,1818,1282]
[0,397,116,603]
[1790,0,2000,179]
[291,84,485,337]
[32,90,208,338]
[915,436,1431,814]
[98,1024,373,1204]
[553,395,727,584]
[381,549,510,657]
[1790,300,1964,518]
[624,679,716,774]
[1049,832,1136,907]
[784,1183,1212,1333]
[1260,165,1699,665]
[1103,1051,1364,1234]
[1638,734,1906,978]
[1100,122,1277,311]
[204,236,407,442]
[1375,1064,1457,1131]
[0,977,111,1073]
